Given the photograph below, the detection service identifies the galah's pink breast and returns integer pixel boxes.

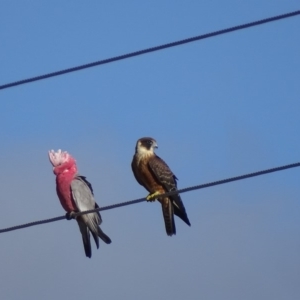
[56,174,77,212]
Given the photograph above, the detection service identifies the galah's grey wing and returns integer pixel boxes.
[71,176,111,250]
[77,175,94,196]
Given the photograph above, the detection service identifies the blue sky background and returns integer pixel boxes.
[0,1,299,299]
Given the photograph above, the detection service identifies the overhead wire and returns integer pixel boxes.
[0,10,299,90]
[0,161,299,234]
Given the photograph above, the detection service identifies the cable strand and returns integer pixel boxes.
[0,162,299,234]
[0,10,299,90]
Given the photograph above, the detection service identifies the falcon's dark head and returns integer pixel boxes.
[135,137,158,155]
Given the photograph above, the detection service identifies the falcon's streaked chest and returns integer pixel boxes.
[132,153,163,193]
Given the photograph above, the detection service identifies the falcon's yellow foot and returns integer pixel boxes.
[146,191,162,202]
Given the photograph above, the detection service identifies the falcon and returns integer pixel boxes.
[131,137,191,236]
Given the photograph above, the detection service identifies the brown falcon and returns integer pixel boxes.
[131,137,191,236]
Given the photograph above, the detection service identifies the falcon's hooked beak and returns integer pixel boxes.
[153,141,158,149]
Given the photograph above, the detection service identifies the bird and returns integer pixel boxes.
[48,149,111,258]
[131,137,190,236]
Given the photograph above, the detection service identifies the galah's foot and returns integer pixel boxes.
[146,191,161,202]
[65,211,76,220]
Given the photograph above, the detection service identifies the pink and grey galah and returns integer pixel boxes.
[48,149,111,258]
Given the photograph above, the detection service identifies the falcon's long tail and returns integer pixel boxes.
[172,194,191,226]
[161,198,176,236]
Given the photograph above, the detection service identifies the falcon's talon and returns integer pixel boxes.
[65,211,76,220]
[146,191,161,202]
[146,195,155,202]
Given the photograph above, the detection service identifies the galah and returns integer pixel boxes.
[48,149,111,258]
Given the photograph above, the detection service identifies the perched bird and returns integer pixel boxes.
[48,149,111,258]
[131,137,190,236]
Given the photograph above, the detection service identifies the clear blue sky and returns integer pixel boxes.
[0,1,299,299]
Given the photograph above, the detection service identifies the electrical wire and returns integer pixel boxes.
[0,161,299,234]
[0,10,299,90]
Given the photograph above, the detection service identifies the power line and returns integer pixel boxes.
[1,10,299,91]
[0,161,299,234]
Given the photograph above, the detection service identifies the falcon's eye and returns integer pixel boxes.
[146,140,153,146]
